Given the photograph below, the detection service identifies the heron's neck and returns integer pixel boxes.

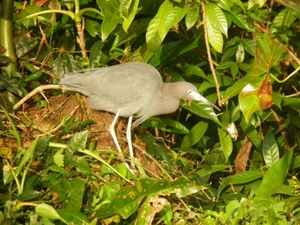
[154,83,181,115]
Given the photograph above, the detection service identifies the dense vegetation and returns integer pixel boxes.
[1,0,300,224]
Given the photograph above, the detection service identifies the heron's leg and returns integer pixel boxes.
[109,109,122,154]
[109,109,136,174]
[126,116,136,168]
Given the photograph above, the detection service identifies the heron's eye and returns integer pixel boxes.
[187,90,193,94]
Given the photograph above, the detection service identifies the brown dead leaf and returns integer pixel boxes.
[234,136,252,173]
[258,77,273,109]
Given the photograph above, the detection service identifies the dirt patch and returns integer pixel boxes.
[14,94,161,176]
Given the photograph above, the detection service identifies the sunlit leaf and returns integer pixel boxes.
[205,2,228,37]
[97,0,120,41]
[185,3,199,30]
[121,0,140,32]
[146,1,173,52]
[206,19,223,53]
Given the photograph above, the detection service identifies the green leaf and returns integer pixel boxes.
[262,131,279,167]
[181,121,208,148]
[205,3,228,37]
[50,178,86,211]
[132,43,154,62]
[36,203,67,224]
[0,55,12,65]
[256,34,286,70]
[217,0,233,12]
[236,43,245,64]
[57,209,89,225]
[181,101,222,126]
[230,12,253,31]
[15,36,38,57]
[85,18,101,37]
[230,170,263,184]
[206,19,223,53]
[96,177,202,219]
[283,97,300,110]
[271,9,296,29]
[218,128,232,162]
[195,164,230,177]
[24,69,43,82]
[256,149,293,198]
[5,137,39,184]
[240,117,262,150]
[146,0,173,52]
[182,63,207,80]
[149,37,203,67]
[240,38,256,56]
[112,18,150,49]
[97,0,120,41]
[90,41,104,68]
[121,0,140,32]
[0,75,23,97]
[146,1,188,52]
[148,118,189,134]
[18,190,42,201]
[185,3,199,30]
[54,149,64,167]
[66,130,88,153]
[217,170,263,198]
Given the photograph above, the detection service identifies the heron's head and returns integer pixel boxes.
[178,82,220,111]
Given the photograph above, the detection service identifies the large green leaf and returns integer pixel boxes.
[146,0,173,52]
[97,0,120,41]
[256,149,293,198]
[185,3,199,30]
[217,170,263,198]
[121,0,140,32]
[49,178,86,211]
[181,121,208,148]
[146,1,188,52]
[36,203,67,224]
[206,19,223,53]
[205,3,228,37]
[262,131,279,167]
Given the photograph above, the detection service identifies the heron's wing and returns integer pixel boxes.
[60,62,163,115]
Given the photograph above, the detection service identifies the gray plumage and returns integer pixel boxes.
[59,62,218,125]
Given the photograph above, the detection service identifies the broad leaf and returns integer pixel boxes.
[256,149,293,198]
[262,131,279,167]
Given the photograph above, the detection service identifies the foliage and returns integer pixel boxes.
[1,0,300,224]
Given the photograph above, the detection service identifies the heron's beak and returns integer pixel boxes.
[190,91,220,111]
